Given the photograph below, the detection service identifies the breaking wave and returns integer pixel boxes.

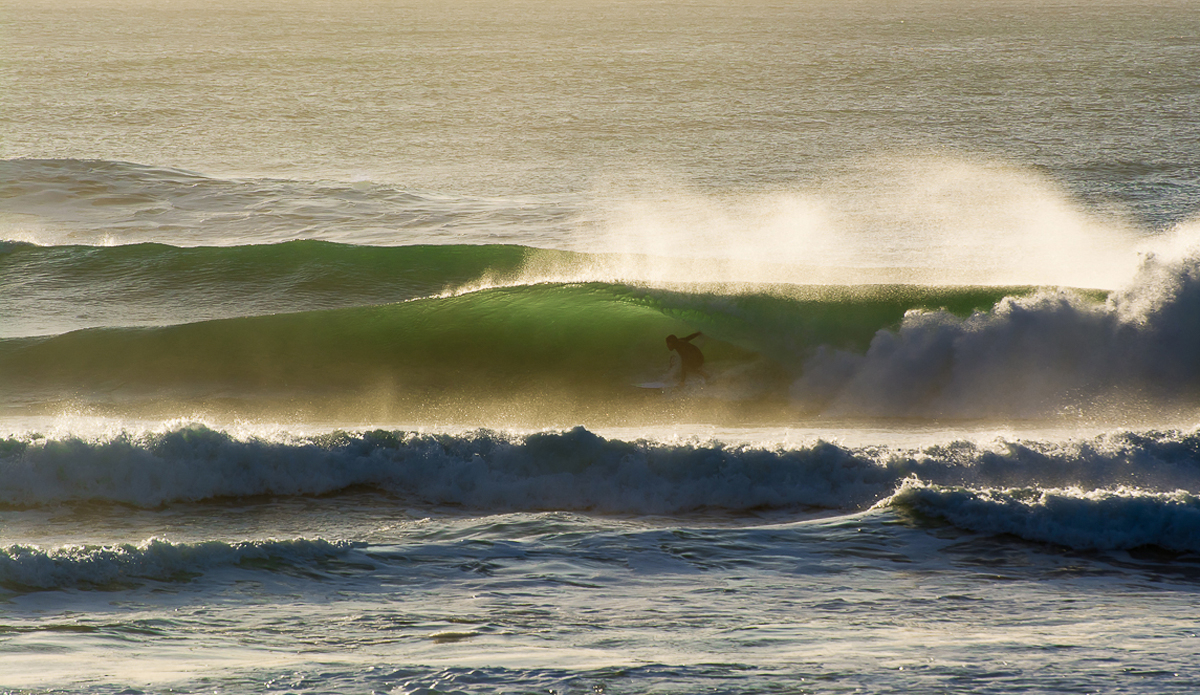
[3,424,1200,516]
[0,265,1024,420]
[888,481,1200,553]
[796,244,1200,417]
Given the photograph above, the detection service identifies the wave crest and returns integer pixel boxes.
[887,480,1200,552]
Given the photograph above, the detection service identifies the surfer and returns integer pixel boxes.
[666,332,707,385]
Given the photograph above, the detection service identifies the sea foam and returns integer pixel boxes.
[795,242,1200,418]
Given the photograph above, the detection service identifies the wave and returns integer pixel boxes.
[0,232,1028,333]
[9,239,1200,422]
[0,273,1025,420]
[0,537,357,591]
[0,238,542,336]
[8,158,1200,422]
[3,423,1200,514]
[0,424,893,511]
[888,480,1200,553]
[0,158,574,248]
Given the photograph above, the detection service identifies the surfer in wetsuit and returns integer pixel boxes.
[666,332,706,385]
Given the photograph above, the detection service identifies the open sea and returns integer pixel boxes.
[3,0,1200,692]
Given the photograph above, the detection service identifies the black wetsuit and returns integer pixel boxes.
[668,332,705,382]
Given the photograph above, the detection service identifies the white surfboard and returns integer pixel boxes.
[635,381,671,389]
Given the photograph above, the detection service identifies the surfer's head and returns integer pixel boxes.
[666,334,679,349]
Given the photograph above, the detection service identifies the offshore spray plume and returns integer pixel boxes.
[530,155,1142,290]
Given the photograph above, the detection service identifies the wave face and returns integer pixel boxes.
[4,424,1200,525]
[0,537,355,591]
[0,238,538,337]
[0,240,1028,420]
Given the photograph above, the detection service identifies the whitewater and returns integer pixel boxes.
[4,0,1200,693]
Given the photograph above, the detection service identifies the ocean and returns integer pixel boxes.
[3,0,1200,692]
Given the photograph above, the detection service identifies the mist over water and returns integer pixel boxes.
[582,156,1148,289]
[7,0,1198,296]
[0,154,1167,291]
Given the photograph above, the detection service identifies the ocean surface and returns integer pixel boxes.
[4,0,1200,692]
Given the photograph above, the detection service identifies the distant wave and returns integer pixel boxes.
[888,480,1200,553]
[0,239,535,323]
[0,158,574,247]
[3,424,1200,514]
[0,537,357,591]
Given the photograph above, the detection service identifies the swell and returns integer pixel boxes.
[0,158,575,248]
[0,239,534,302]
[0,239,549,337]
[0,537,357,592]
[0,237,1032,335]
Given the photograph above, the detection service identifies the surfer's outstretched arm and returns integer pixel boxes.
[681,331,702,342]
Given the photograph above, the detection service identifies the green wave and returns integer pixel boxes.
[0,278,1059,422]
[0,240,552,319]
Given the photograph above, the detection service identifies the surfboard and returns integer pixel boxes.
[635,381,671,389]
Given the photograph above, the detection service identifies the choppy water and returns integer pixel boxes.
[3,0,1200,693]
